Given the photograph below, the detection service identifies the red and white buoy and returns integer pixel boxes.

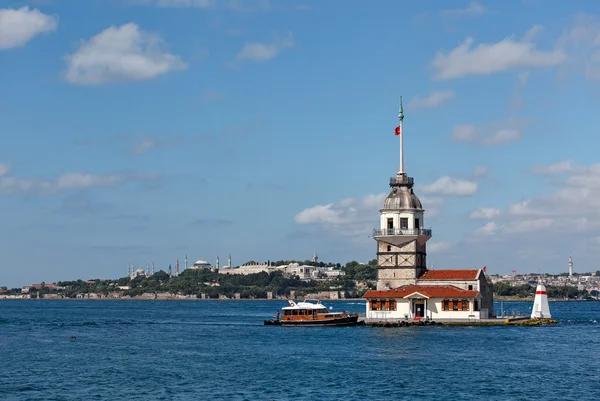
[531,279,551,319]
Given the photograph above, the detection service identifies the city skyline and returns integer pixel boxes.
[2,0,600,287]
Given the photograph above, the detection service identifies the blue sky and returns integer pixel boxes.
[2,0,600,287]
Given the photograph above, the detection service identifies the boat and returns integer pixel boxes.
[264,299,360,326]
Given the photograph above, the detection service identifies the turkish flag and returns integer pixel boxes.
[395,126,401,136]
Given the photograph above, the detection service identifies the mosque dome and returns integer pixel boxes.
[194,259,210,266]
[381,185,423,211]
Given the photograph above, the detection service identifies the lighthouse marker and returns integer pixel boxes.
[531,278,552,319]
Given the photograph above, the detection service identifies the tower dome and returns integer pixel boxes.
[381,183,423,211]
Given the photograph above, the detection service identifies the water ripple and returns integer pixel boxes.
[0,300,599,400]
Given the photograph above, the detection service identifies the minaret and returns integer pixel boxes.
[569,255,573,277]
[127,264,131,278]
[228,254,231,269]
[372,96,432,290]
[168,264,172,277]
[216,255,220,270]
[175,257,179,277]
[185,255,188,270]
[531,278,551,319]
[152,262,155,275]
[312,251,318,264]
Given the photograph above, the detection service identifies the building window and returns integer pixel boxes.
[474,299,479,311]
[400,218,409,230]
[370,299,397,311]
[443,299,470,311]
[468,285,473,290]
[415,218,420,229]
[387,245,392,252]
[387,218,394,229]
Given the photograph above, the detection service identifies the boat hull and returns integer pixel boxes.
[264,314,360,327]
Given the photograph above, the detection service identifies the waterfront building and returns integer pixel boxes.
[364,97,494,320]
[222,262,273,275]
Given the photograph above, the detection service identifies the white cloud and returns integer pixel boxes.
[0,163,10,176]
[472,166,489,180]
[130,138,158,154]
[480,129,522,146]
[503,218,554,234]
[471,161,600,241]
[452,125,477,142]
[442,1,486,16]
[295,203,344,225]
[530,160,575,175]
[293,190,444,243]
[431,26,565,80]
[130,0,214,7]
[470,207,500,219]
[420,176,478,196]
[56,173,122,189]
[0,164,153,194]
[64,23,187,85]
[420,196,444,219]
[451,119,531,146]
[428,241,451,253]
[557,13,600,81]
[294,193,386,238]
[0,6,57,50]
[407,90,455,110]
[474,221,497,236]
[236,33,293,61]
[458,160,600,272]
[128,0,270,11]
[517,71,530,85]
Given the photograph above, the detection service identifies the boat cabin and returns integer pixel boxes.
[281,301,338,321]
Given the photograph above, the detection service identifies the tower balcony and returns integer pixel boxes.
[373,228,432,237]
[373,227,432,246]
[390,176,414,187]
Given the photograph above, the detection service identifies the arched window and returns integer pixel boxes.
[387,245,392,252]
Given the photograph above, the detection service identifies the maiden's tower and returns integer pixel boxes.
[365,97,494,321]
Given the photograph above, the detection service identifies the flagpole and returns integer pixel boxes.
[398,96,404,175]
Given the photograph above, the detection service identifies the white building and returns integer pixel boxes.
[189,259,212,269]
[222,262,272,275]
[364,97,493,320]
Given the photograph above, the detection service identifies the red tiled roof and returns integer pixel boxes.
[419,269,479,281]
[364,285,479,299]
[30,283,56,289]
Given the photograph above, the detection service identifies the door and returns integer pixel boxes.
[414,301,424,317]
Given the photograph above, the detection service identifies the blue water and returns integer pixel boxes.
[1,300,599,400]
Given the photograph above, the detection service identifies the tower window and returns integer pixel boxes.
[387,218,393,229]
[415,218,420,229]
[400,218,409,230]
[387,245,392,252]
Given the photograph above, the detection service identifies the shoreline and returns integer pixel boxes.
[1,297,596,302]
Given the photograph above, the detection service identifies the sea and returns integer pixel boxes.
[1,300,599,400]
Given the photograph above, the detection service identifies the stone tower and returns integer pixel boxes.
[373,97,432,290]
[569,255,573,277]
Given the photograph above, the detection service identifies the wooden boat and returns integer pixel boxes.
[264,299,360,327]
